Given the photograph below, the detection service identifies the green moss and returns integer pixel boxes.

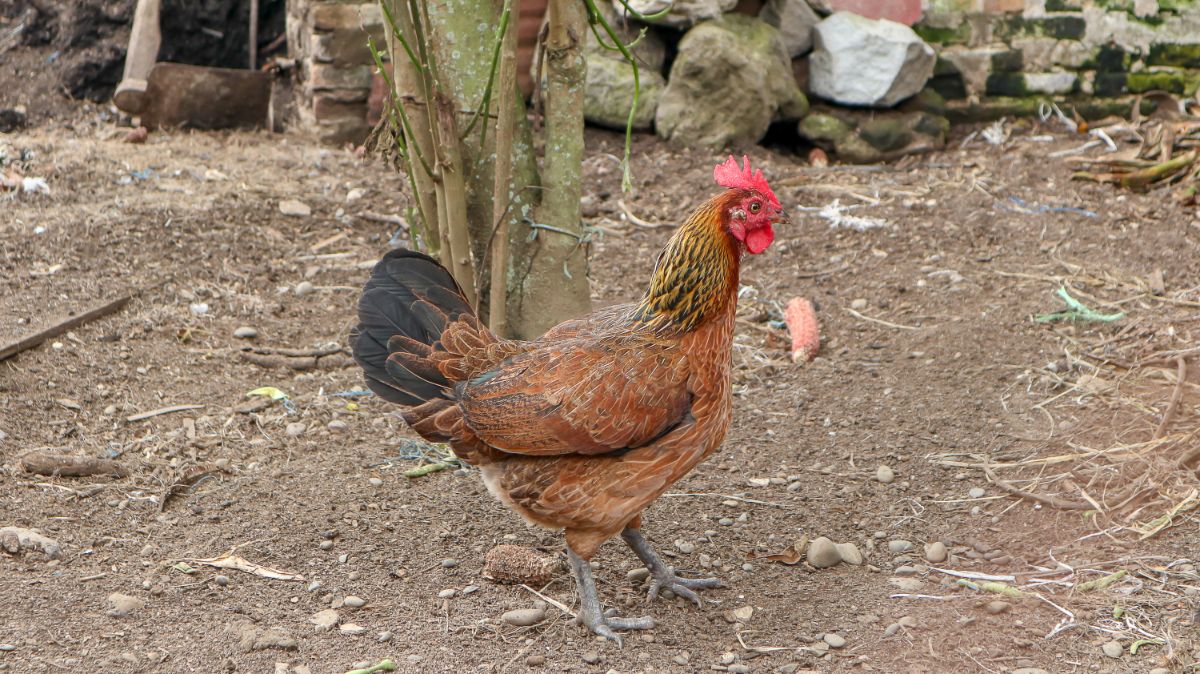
[986,73,1028,97]
[913,23,971,45]
[1044,0,1081,9]
[1158,0,1198,11]
[913,112,950,139]
[798,113,855,145]
[1146,44,1200,68]
[1126,69,1200,95]
[902,88,949,115]
[944,96,1155,124]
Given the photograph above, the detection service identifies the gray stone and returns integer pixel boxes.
[887,540,914,554]
[923,541,948,563]
[822,632,846,648]
[279,199,311,217]
[875,465,895,483]
[888,576,923,592]
[612,0,737,28]
[106,593,144,618]
[233,326,257,339]
[760,0,821,56]
[835,542,863,565]
[937,46,1007,98]
[984,600,1010,614]
[339,623,367,635]
[657,15,806,148]
[1101,640,1123,658]
[343,596,366,608]
[502,607,547,627]
[585,58,664,131]
[1024,71,1077,94]
[806,536,841,568]
[809,12,934,107]
[310,609,339,632]
[968,487,985,499]
[286,422,307,436]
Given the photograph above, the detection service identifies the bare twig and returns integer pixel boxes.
[845,307,920,331]
[126,404,204,422]
[519,584,576,618]
[20,451,129,478]
[982,460,1091,510]
[0,295,131,361]
[1153,357,1188,439]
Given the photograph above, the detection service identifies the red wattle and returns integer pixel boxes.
[745,225,773,254]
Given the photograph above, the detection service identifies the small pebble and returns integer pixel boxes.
[727,666,749,674]
[850,298,868,310]
[719,652,737,665]
[823,633,846,648]
[233,326,257,339]
[318,540,333,550]
[441,558,459,568]
[984,601,1010,615]
[525,655,545,667]
[807,537,841,568]
[377,631,392,642]
[338,553,349,563]
[718,517,734,526]
[1101,640,1123,658]
[438,589,456,599]
[968,487,986,499]
[894,565,917,576]
[286,422,306,437]
[338,623,366,635]
[188,302,209,316]
[626,568,650,583]
[746,477,770,487]
[462,585,479,595]
[875,465,895,484]
[675,540,695,554]
[368,477,383,487]
[279,199,312,217]
[214,575,230,586]
[328,419,348,432]
[294,281,315,296]
[887,540,914,554]
[343,596,366,608]
[582,651,600,664]
[923,541,948,563]
[501,608,546,627]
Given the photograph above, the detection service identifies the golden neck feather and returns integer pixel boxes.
[634,192,742,333]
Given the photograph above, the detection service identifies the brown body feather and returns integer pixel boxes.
[354,190,748,559]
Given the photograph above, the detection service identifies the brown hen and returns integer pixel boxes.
[351,156,786,642]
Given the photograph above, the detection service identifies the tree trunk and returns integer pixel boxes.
[507,0,591,339]
[381,0,590,338]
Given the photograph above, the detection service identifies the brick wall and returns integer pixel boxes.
[287,0,386,144]
[914,0,1200,119]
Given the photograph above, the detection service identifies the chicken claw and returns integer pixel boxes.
[568,549,655,646]
[621,527,723,607]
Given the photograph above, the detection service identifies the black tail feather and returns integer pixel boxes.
[351,249,474,406]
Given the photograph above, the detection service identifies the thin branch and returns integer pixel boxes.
[1154,357,1188,439]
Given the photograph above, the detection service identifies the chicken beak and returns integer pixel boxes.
[773,210,791,226]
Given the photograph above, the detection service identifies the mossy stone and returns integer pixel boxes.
[913,23,971,45]
[1094,72,1129,97]
[1126,69,1200,95]
[860,118,913,152]
[1147,44,1200,68]
[798,112,855,145]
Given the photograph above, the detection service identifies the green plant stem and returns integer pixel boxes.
[488,0,518,336]
[582,0,640,191]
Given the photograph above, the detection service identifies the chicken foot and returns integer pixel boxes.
[567,548,654,645]
[621,527,723,606]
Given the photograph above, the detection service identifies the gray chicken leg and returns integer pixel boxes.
[567,549,654,645]
[621,527,723,606]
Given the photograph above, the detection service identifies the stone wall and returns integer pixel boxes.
[915,0,1200,120]
[287,0,386,144]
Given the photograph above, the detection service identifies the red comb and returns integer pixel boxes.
[713,155,780,210]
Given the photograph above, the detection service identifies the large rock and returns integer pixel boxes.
[657,15,808,148]
[798,108,948,163]
[585,4,667,130]
[759,0,821,57]
[612,0,738,29]
[809,12,935,107]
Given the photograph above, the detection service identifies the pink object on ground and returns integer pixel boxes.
[784,297,820,363]
[826,0,922,25]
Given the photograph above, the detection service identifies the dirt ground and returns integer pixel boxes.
[2,105,1200,674]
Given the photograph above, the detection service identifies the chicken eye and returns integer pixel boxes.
[749,201,761,213]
